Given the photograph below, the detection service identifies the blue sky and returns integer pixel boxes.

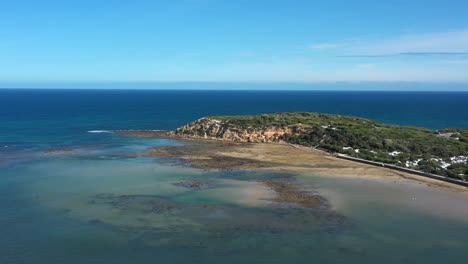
[1,0,468,89]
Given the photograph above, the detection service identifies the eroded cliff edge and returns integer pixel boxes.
[174,117,294,143]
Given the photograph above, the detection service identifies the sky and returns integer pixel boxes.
[1,0,468,89]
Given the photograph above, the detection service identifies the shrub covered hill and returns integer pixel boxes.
[175,112,468,180]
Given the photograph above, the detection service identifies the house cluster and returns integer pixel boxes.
[343,147,359,153]
[403,156,467,170]
[431,158,451,169]
[322,125,337,130]
[428,156,467,169]
[450,156,467,164]
[341,146,466,171]
[405,159,423,168]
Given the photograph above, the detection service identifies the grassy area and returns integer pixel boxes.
[207,112,468,180]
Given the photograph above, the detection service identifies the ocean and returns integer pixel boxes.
[1,89,467,150]
[1,89,468,263]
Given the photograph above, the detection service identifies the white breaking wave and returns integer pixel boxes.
[88,129,162,133]
[87,130,112,133]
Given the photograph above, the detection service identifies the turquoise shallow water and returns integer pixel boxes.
[1,89,468,263]
[2,137,468,263]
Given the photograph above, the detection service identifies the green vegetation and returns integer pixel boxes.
[208,112,468,180]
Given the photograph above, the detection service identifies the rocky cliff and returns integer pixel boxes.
[175,117,295,143]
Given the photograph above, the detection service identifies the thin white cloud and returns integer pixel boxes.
[310,30,468,56]
[373,30,468,53]
[337,29,468,56]
[338,52,468,58]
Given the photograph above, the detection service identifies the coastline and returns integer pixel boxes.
[115,130,468,192]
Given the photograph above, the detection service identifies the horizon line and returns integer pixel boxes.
[2,88,468,92]
[2,81,468,91]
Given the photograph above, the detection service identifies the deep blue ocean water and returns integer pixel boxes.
[1,89,468,264]
[1,89,467,150]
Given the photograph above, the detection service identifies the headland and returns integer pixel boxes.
[115,112,468,191]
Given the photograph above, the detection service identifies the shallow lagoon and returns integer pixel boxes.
[2,136,468,264]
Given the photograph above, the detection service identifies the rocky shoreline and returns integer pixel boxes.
[113,119,468,191]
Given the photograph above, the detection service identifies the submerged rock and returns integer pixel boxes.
[258,180,323,209]
[79,189,353,251]
[88,219,105,225]
[44,148,80,154]
[173,180,210,189]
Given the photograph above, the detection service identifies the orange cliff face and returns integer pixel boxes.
[174,117,298,143]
